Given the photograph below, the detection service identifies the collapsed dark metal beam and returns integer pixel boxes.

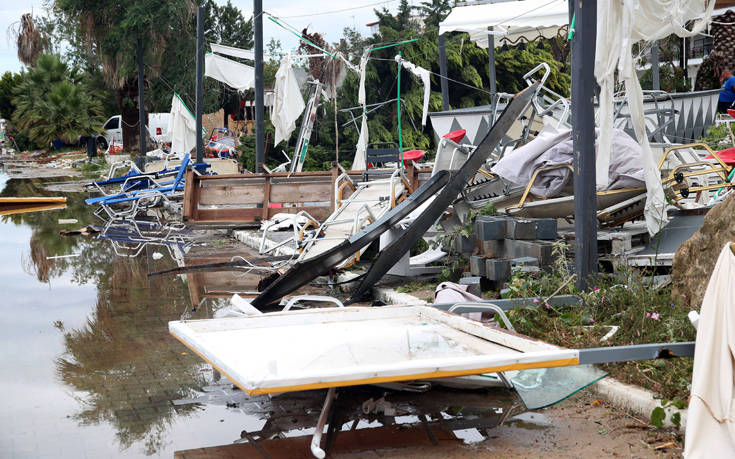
[349,84,539,303]
[578,342,695,365]
[251,171,452,308]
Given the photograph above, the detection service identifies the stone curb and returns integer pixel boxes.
[589,376,687,432]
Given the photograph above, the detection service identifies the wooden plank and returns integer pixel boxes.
[197,208,264,221]
[182,169,196,221]
[198,185,265,205]
[270,182,333,203]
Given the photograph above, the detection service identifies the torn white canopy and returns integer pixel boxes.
[440,0,569,48]
[271,54,306,146]
[205,52,254,92]
[594,0,714,235]
[167,93,197,155]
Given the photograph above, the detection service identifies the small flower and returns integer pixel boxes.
[533,298,539,303]
[588,317,595,324]
[651,313,660,321]
[637,330,641,337]
[593,287,600,292]
[646,312,651,318]
[544,302,550,309]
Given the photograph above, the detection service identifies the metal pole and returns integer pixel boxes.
[438,33,449,111]
[571,0,597,291]
[487,27,497,123]
[651,41,660,91]
[137,39,146,159]
[254,0,265,172]
[397,51,403,168]
[195,6,204,164]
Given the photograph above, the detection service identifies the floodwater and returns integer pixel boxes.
[0,174,524,458]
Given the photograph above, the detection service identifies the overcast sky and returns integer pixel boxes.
[0,0,405,75]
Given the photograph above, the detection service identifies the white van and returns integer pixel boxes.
[100,113,171,149]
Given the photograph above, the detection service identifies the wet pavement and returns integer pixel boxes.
[0,172,682,458]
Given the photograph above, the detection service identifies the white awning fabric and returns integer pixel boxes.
[439,0,569,48]
[205,53,255,92]
[210,43,254,60]
[168,93,197,155]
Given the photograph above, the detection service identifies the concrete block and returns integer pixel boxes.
[481,240,506,258]
[509,256,539,267]
[485,259,511,282]
[533,218,558,240]
[454,234,476,254]
[505,218,537,240]
[475,218,505,240]
[470,255,487,276]
[506,240,555,267]
[459,276,482,297]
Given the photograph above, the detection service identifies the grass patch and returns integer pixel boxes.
[395,281,434,294]
[506,241,694,401]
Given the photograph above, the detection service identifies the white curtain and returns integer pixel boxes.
[594,0,714,235]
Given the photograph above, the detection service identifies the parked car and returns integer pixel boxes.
[99,113,171,151]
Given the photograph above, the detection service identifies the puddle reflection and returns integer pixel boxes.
[0,174,529,458]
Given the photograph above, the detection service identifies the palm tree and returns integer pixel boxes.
[12,54,104,150]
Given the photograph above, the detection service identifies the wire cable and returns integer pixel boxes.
[278,0,400,19]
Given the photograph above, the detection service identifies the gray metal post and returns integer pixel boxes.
[137,39,146,159]
[195,6,204,163]
[438,33,449,111]
[487,27,497,123]
[571,0,598,291]
[651,41,660,91]
[487,28,496,95]
[254,0,265,172]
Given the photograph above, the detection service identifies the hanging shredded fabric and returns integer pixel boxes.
[271,54,306,146]
[395,55,431,126]
[205,53,254,92]
[210,43,255,60]
[594,0,715,235]
[168,93,198,156]
[352,49,372,171]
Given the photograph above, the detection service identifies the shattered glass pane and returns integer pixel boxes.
[510,365,607,410]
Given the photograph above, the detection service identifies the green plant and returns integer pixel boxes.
[12,54,104,150]
[651,396,687,428]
